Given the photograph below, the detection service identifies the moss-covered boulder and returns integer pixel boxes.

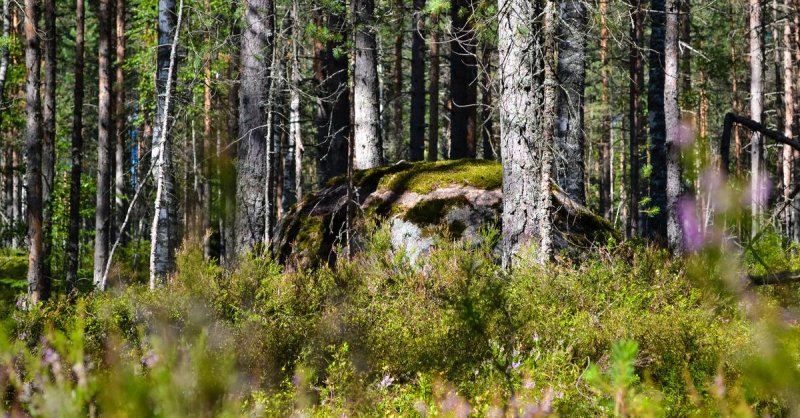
[275,160,619,269]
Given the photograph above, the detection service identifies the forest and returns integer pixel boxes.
[0,0,800,414]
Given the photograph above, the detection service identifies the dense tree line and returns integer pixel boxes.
[0,0,799,301]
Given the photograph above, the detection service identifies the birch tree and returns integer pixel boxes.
[352,0,382,169]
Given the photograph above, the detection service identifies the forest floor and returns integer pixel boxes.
[0,232,798,415]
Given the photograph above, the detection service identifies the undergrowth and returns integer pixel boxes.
[1,226,799,416]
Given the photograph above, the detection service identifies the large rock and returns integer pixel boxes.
[275,160,619,269]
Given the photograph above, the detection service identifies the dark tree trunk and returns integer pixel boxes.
[201,0,212,257]
[648,0,668,243]
[409,0,426,161]
[235,0,274,254]
[428,11,440,161]
[480,41,494,160]
[555,0,587,205]
[352,0,382,169]
[629,0,645,236]
[94,0,113,287]
[392,18,404,161]
[41,0,55,285]
[500,0,556,265]
[115,0,127,242]
[24,0,46,302]
[449,0,477,158]
[314,10,350,184]
[66,0,85,293]
[220,6,239,262]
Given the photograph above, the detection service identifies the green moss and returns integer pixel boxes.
[403,196,470,225]
[294,215,325,256]
[378,160,501,194]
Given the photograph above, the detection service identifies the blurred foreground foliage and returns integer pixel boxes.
[1,226,800,416]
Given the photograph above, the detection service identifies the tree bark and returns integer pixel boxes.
[750,0,764,236]
[499,0,555,266]
[66,0,85,293]
[352,0,383,169]
[392,16,404,162]
[94,0,113,288]
[115,0,127,242]
[629,0,645,237]
[449,0,477,159]
[148,0,182,287]
[314,10,350,184]
[221,5,239,262]
[283,1,300,211]
[428,11,440,161]
[783,0,794,238]
[201,0,212,257]
[0,0,10,247]
[480,41,494,160]
[648,0,668,243]
[555,0,587,205]
[24,0,46,302]
[665,0,682,252]
[41,0,55,286]
[235,0,274,254]
[409,0,426,161]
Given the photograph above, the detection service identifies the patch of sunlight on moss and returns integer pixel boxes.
[295,216,325,255]
[403,196,470,225]
[376,159,502,194]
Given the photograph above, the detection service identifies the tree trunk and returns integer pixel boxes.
[352,0,382,169]
[599,0,611,217]
[555,0,587,205]
[201,0,212,256]
[392,19,404,162]
[221,6,239,262]
[283,1,300,211]
[665,0,682,252]
[41,0,55,286]
[0,0,10,247]
[480,41,494,160]
[24,0,46,303]
[793,0,800,242]
[428,11,440,161]
[94,0,113,288]
[66,0,85,293]
[115,0,127,242]
[648,0,668,243]
[314,11,350,184]
[750,0,764,236]
[628,0,645,237]
[449,0,477,159]
[235,0,274,254]
[148,0,182,287]
[499,0,555,266]
[409,0,426,161]
[783,0,794,237]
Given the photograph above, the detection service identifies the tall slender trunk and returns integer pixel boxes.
[599,0,611,216]
[500,0,555,266]
[750,0,764,236]
[409,0,426,161]
[12,149,20,249]
[352,0,382,169]
[41,0,55,289]
[730,0,743,176]
[0,0,10,247]
[24,0,46,302]
[392,16,404,162]
[648,0,668,243]
[221,6,239,262]
[783,0,794,238]
[428,12,440,161]
[282,2,299,211]
[148,0,182,287]
[449,0,477,158]
[555,0,587,205]
[629,0,645,237]
[94,0,113,288]
[480,41,494,160]
[115,0,127,241]
[235,0,274,254]
[665,0,682,252]
[314,11,350,184]
[66,0,85,293]
[201,0,212,256]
